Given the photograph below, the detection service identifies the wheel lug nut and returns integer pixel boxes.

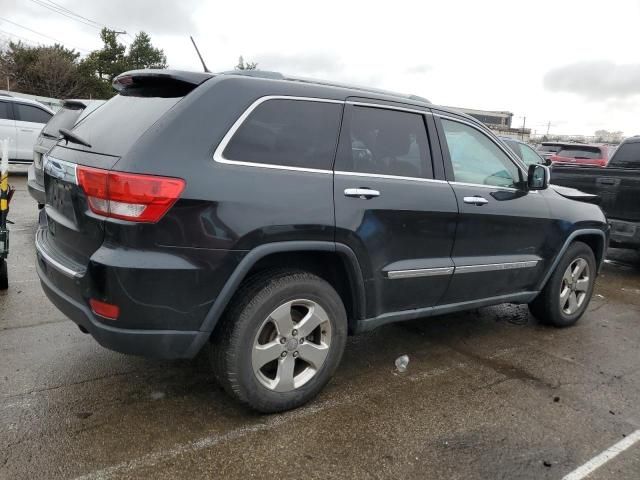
[293,351,299,358]
[280,338,286,344]
[281,351,287,357]
[292,329,298,336]
[299,338,304,344]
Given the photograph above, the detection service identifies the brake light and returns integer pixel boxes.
[89,299,120,320]
[76,166,185,223]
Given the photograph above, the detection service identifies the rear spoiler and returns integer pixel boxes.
[113,69,214,97]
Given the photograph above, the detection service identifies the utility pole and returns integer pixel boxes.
[546,121,551,136]
[521,116,526,141]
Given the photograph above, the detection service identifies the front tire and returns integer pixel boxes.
[0,258,7,290]
[211,270,347,413]
[529,241,596,327]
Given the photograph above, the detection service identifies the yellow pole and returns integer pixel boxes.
[0,139,8,214]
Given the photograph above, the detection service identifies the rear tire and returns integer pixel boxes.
[0,258,7,290]
[211,270,347,413]
[529,241,596,327]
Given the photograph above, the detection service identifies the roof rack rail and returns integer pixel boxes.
[218,70,285,79]
[216,70,431,104]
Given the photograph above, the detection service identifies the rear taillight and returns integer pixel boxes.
[76,166,185,223]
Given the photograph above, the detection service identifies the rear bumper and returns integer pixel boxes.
[27,164,45,205]
[609,219,640,249]
[37,261,209,358]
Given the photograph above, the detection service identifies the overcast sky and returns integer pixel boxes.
[1,0,638,136]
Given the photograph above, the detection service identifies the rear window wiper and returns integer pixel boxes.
[41,131,58,139]
[59,128,92,148]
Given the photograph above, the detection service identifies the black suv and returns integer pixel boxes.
[36,70,608,412]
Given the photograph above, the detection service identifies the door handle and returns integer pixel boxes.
[20,129,35,132]
[463,196,489,206]
[344,188,380,199]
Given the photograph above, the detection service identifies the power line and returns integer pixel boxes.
[28,0,104,30]
[0,29,40,47]
[34,0,108,29]
[0,16,90,52]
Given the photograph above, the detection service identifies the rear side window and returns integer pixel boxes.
[15,103,52,124]
[42,106,83,137]
[336,106,432,178]
[555,146,602,159]
[0,101,12,120]
[223,99,343,170]
[609,142,640,168]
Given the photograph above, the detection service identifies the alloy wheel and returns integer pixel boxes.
[560,257,590,315]
[251,299,332,392]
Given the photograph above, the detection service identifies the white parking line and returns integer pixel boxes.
[562,429,640,480]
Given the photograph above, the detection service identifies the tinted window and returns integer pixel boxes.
[555,146,603,159]
[337,106,432,178]
[42,106,83,137]
[72,95,180,156]
[539,145,561,152]
[15,103,52,124]
[0,101,11,120]
[223,99,343,170]
[441,119,521,188]
[609,142,640,168]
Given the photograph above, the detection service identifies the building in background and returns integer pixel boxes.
[448,106,531,141]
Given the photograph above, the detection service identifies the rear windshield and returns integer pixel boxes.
[42,106,83,138]
[538,145,561,152]
[609,142,640,168]
[555,146,603,159]
[71,95,180,157]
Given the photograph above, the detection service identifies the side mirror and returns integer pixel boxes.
[528,164,550,190]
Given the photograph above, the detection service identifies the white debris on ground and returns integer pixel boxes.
[395,355,409,373]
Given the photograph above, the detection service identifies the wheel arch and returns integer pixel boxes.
[537,228,607,292]
[199,241,366,336]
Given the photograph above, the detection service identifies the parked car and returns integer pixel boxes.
[0,94,54,163]
[549,143,609,167]
[28,99,105,206]
[537,142,563,162]
[500,137,549,166]
[36,69,609,412]
[552,136,640,250]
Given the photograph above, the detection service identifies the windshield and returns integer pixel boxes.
[42,106,83,138]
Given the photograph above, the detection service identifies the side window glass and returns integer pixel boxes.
[223,99,342,170]
[610,143,640,168]
[441,119,521,188]
[0,101,11,120]
[15,104,52,124]
[520,144,543,166]
[338,106,433,178]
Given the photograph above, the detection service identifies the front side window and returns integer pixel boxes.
[15,103,52,124]
[336,106,432,178]
[441,119,521,189]
[223,99,343,170]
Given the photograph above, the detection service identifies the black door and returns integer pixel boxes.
[334,102,458,318]
[435,115,552,304]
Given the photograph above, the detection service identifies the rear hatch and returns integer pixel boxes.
[40,70,211,268]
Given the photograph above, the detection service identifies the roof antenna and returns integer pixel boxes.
[190,36,210,73]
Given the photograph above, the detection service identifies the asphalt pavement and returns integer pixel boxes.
[2,175,639,480]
